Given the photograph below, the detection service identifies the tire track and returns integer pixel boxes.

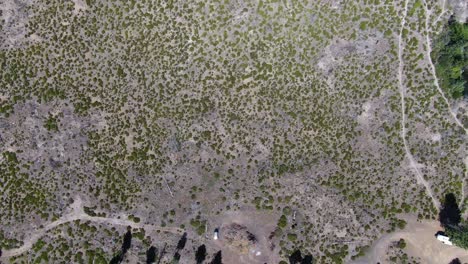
[397,0,440,210]
[1,196,183,259]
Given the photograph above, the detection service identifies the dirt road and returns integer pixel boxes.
[396,0,441,211]
[0,196,183,260]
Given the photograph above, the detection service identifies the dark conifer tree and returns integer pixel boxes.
[289,250,303,264]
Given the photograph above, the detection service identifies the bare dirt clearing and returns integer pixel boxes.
[0,0,33,48]
[352,216,468,264]
[204,208,281,264]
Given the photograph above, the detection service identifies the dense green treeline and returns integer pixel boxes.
[446,226,468,249]
[432,18,468,98]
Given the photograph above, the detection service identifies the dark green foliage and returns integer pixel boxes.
[397,219,407,229]
[83,206,97,217]
[390,218,407,230]
[449,258,461,264]
[350,245,369,260]
[287,233,297,241]
[432,18,468,98]
[117,65,126,78]
[3,151,17,163]
[190,219,206,235]
[0,102,13,116]
[446,226,468,249]
[397,238,406,249]
[44,114,58,132]
[128,215,140,223]
[278,215,288,228]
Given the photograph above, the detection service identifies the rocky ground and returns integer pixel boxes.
[0,0,466,263]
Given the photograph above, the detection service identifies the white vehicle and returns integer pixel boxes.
[213,228,219,240]
[436,234,453,245]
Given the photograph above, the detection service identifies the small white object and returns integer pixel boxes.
[255,251,261,256]
[436,234,453,245]
[213,229,219,240]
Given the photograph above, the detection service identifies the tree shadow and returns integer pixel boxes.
[439,193,461,228]
[146,246,158,264]
[289,249,313,264]
[211,250,222,264]
[195,244,207,264]
[176,232,187,251]
[449,258,461,264]
[109,227,132,264]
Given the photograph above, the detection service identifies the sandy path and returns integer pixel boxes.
[352,217,468,264]
[433,0,447,26]
[397,0,440,210]
[0,196,183,259]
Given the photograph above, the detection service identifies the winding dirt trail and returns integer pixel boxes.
[397,0,440,210]
[0,196,183,259]
[356,3,468,263]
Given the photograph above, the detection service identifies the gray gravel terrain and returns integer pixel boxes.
[0,0,466,263]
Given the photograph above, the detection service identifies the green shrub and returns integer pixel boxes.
[278,215,288,228]
[287,233,297,241]
[397,238,406,249]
